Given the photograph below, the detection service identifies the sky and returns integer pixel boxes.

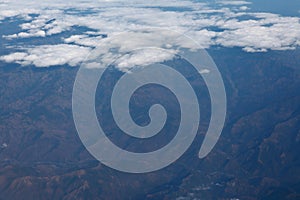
[0,0,299,69]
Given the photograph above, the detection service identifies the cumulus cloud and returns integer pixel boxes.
[0,44,91,67]
[0,0,300,68]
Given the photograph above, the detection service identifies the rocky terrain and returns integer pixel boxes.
[0,48,299,199]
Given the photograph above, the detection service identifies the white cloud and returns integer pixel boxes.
[218,1,252,6]
[242,47,267,53]
[4,30,46,39]
[0,44,91,67]
[239,6,249,11]
[0,52,28,63]
[64,35,106,47]
[199,69,210,74]
[0,8,38,21]
[1,143,8,148]
[215,15,300,52]
[0,0,300,68]
[115,48,176,71]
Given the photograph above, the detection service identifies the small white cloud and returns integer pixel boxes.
[242,47,267,53]
[218,0,252,6]
[199,69,210,74]
[239,6,249,11]
[1,143,8,148]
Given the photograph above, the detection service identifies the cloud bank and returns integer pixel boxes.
[0,0,299,68]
